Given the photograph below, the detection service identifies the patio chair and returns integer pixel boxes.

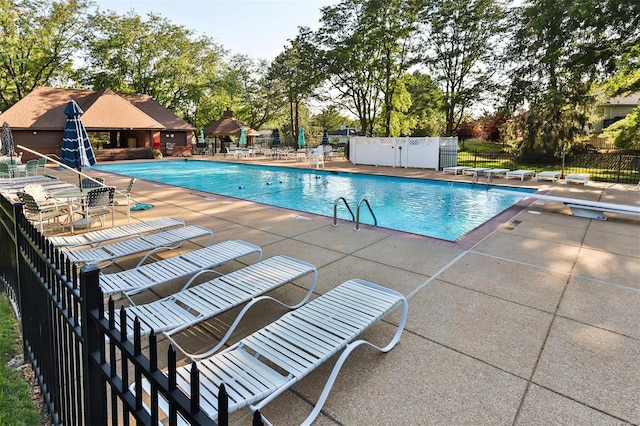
[534,171,560,182]
[100,239,262,298]
[81,177,105,189]
[61,225,213,267]
[18,159,39,177]
[442,166,471,175]
[0,162,13,179]
[23,184,66,207]
[80,186,116,230]
[113,255,314,347]
[16,191,69,233]
[47,217,185,248]
[134,278,408,425]
[114,177,136,221]
[36,157,47,174]
[308,145,325,169]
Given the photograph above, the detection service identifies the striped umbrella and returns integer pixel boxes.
[271,129,281,146]
[60,100,96,188]
[321,128,329,145]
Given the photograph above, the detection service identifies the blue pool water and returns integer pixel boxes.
[94,161,534,241]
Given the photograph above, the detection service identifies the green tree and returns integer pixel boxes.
[403,71,445,136]
[268,28,323,144]
[0,0,91,111]
[224,55,286,131]
[79,10,225,127]
[375,78,415,136]
[315,0,418,136]
[310,105,352,133]
[506,0,640,156]
[506,0,597,156]
[416,0,507,136]
[603,108,640,149]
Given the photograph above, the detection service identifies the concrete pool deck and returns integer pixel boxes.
[48,156,639,425]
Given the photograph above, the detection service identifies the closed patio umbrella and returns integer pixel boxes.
[60,100,96,188]
[1,122,15,157]
[272,129,280,146]
[297,126,305,148]
[321,128,329,145]
[239,127,247,146]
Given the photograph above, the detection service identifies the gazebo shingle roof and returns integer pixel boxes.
[203,108,259,136]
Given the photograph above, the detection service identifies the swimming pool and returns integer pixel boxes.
[94,161,534,241]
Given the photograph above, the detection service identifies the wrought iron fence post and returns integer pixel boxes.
[12,202,24,353]
[80,264,107,424]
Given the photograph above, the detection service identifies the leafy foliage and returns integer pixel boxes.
[0,0,91,111]
[506,0,640,156]
[315,0,418,136]
[416,0,507,136]
[603,106,640,149]
[78,10,225,128]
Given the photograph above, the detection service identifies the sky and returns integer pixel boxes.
[92,0,339,60]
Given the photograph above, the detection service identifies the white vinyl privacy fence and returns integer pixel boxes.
[349,137,458,169]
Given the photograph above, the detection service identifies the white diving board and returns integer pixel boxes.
[489,188,640,220]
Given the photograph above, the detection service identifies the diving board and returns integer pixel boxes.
[489,188,640,220]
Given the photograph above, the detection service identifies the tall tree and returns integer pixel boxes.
[267,28,322,143]
[506,0,599,156]
[79,10,225,125]
[404,71,446,136]
[416,0,507,136]
[224,55,286,130]
[316,0,418,136]
[0,0,91,111]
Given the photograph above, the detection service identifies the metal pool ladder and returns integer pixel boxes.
[333,197,378,231]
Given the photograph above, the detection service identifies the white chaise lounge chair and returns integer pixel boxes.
[134,278,408,426]
[442,166,471,175]
[565,173,590,185]
[62,225,213,267]
[534,171,560,182]
[114,255,317,346]
[48,217,185,248]
[505,169,535,180]
[485,168,510,178]
[100,239,262,297]
[462,167,491,176]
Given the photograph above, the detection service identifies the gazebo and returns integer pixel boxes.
[203,108,259,154]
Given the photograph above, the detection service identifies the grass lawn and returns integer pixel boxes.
[0,294,44,425]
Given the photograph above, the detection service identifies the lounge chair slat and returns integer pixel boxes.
[129,278,409,423]
[117,255,316,337]
[64,225,213,266]
[102,240,262,296]
[49,217,184,247]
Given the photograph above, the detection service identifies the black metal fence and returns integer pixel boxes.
[0,196,264,425]
[444,149,640,184]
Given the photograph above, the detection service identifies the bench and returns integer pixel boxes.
[489,188,640,220]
